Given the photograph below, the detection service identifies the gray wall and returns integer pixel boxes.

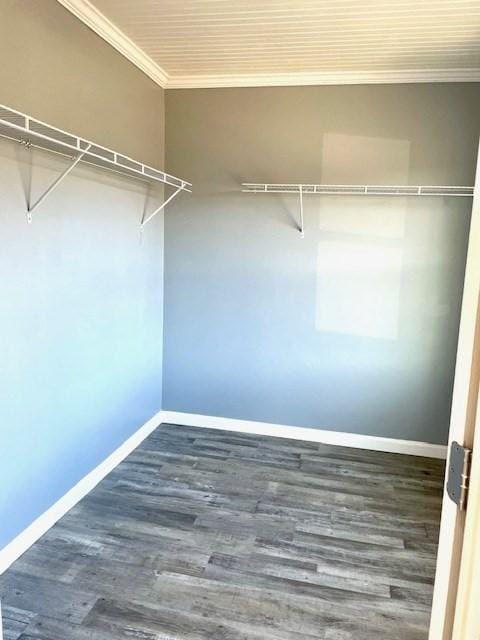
[164,84,480,445]
[0,1,165,550]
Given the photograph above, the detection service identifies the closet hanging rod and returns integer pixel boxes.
[242,183,474,197]
[0,104,192,221]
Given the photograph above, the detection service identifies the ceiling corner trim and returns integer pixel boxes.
[166,68,480,89]
[53,0,480,90]
[56,0,169,88]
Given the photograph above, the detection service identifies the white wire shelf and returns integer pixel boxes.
[243,182,475,237]
[0,104,191,225]
[243,183,474,197]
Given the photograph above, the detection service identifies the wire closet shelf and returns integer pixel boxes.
[242,183,475,237]
[0,104,192,225]
[242,183,474,197]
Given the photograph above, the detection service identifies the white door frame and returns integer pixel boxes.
[429,140,480,640]
[452,383,480,639]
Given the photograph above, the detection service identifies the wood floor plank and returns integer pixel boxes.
[1,605,36,640]
[0,424,444,640]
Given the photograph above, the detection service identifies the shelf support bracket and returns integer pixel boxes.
[27,144,92,222]
[299,185,305,237]
[141,185,184,228]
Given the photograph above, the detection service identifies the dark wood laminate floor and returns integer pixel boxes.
[0,424,445,640]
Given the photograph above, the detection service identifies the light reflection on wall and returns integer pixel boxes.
[316,133,410,340]
[316,240,403,339]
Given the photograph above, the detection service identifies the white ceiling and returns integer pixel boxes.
[58,0,480,87]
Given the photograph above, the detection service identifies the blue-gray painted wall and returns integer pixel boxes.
[0,1,165,551]
[164,85,480,445]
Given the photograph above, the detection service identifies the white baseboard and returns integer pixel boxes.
[0,410,163,576]
[161,411,448,460]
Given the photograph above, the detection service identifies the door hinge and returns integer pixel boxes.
[447,442,472,511]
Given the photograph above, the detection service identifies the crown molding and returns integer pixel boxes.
[166,68,480,89]
[55,0,480,90]
[56,0,169,88]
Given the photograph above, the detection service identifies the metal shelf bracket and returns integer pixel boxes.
[141,184,185,229]
[27,144,92,223]
[299,185,305,237]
